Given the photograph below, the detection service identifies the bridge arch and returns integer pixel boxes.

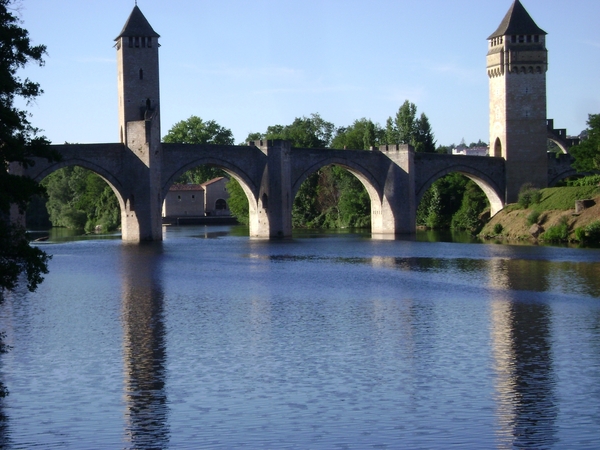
[292,157,382,203]
[160,156,264,232]
[161,156,260,201]
[417,165,504,216]
[291,156,384,229]
[30,158,127,211]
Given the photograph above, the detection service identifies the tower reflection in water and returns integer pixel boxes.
[120,244,169,448]
[489,258,558,449]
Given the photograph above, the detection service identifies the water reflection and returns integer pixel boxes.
[490,291,558,447]
[120,244,169,449]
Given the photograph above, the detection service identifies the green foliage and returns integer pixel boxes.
[450,181,489,233]
[567,174,600,187]
[225,178,249,225]
[331,118,383,150]
[536,186,600,210]
[493,223,503,234]
[41,166,120,232]
[575,220,600,245]
[517,184,542,208]
[0,221,50,292]
[243,113,371,229]
[542,217,570,243]
[292,172,320,228]
[163,115,234,184]
[1,0,59,295]
[260,113,335,148]
[385,100,436,152]
[527,210,541,226]
[418,175,489,232]
[570,114,600,172]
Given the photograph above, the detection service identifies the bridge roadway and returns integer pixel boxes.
[15,139,528,241]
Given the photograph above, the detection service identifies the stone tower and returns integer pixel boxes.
[115,5,161,144]
[115,6,163,241]
[487,0,548,203]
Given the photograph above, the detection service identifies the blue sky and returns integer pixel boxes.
[15,0,600,147]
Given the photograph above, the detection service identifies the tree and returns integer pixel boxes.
[385,100,436,152]
[414,113,436,153]
[1,0,57,294]
[163,115,234,184]
[570,114,600,172]
[225,178,249,225]
[237,114,372,229]
[40,166,120,232]
[331,118,383,150]
[261,113,334,148]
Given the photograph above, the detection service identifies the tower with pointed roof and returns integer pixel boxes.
[115,5,160,144]
[115,5,163,241]
[487,0,548,202]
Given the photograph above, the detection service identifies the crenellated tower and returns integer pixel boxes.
[487,0,548,202]
[115,5,161,145]
[115,5,163,241]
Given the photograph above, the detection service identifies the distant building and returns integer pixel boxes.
[201,177,230,216]
[452,144,489,156]
[162,177,230,219]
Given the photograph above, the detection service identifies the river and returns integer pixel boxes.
[1,225,599,449]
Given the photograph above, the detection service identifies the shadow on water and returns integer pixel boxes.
[119,243,169,449]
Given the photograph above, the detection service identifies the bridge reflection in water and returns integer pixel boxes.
[119,244,169,448]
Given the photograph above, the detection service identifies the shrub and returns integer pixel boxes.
[584,220,600,244]
[518,183,542,208]
[574,221,600,245]
[568,175,600,187]
[542,222,569,242]
[526,210,541,226]
[493,223,503,234]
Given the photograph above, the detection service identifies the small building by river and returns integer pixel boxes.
[162,177,232,223]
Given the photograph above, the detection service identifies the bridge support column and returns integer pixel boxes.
[121,118,163,242]
[372,145,416,237]
[251,140,292,238]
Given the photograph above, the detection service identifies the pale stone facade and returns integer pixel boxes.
[161,177,231,219]
[487,0,549,203]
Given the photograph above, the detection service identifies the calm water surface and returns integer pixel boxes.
[1,226,599,449]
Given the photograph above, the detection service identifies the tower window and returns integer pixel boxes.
[518,35,524,43]
[139,69,143,80]
[527,35,532,43]
[147,37,152,48]
[511,35,516,43]
[534,35,539,43]
[135,37,140,48]
[128,37,133,48]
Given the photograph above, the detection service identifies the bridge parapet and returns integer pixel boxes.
[547,119,580,152]
[376,144,413,153]
[548,153,578,186]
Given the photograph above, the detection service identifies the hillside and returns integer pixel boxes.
[480,186,600,243]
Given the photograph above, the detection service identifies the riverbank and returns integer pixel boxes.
[480,188,600,244]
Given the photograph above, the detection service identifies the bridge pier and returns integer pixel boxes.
[372,145,416,237]
[250,140,293,238]
[121,118,163,242]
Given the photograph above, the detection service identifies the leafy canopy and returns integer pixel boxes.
[570,114,600,172]
[163,115,234,184]
[1,0,57,293]
[385,100,436,153]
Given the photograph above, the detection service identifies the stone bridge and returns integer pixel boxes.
[16,135,576,241]
[17,123,582,243]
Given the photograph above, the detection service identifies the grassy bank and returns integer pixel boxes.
[480,185,600,244]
